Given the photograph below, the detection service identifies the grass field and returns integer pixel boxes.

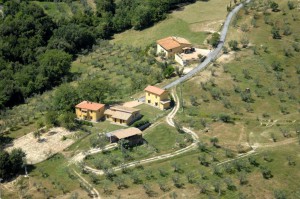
[175,0,300,150]
[32,1,86,22]
[111,0,231,47]
[84,122,193,169]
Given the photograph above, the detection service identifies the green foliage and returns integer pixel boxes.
[219,113,233,123]
[209,32,220,48]
[270,1,279,12]
[271,26,281,39]
[260,166,273,179]
[287,1,295,10]
[228,40,239,51]
[0,148,26,180]
[163,65,175,78]
[274,190,287,199]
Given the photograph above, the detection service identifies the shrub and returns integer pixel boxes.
[287,1,295,10]
[228,40,239,51]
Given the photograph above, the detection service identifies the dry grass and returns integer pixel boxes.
[111,0,231,47]
[6,127,75,164]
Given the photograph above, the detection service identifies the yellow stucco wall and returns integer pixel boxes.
[145,91,170,110]
[75,107,105,122]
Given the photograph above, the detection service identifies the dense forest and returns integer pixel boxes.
[0,0,196,109]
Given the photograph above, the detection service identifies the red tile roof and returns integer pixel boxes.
[75,101,105,111]
[157,37,181,50]
[144,85,167,96]
[157,36,191,50]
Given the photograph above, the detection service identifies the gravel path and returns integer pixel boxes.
[84,89,199,175]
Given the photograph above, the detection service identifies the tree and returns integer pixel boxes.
[238,172,248,185]
[274,190,287,199]
[38,49,72,87]
[210,137,219,147]
[163,65,175,78]
[158,181,170,192]
[52,84,79,112]
[143,183,157,197]
[228,40,239,51]
[270,1,279,12]
[271,26,281,39]
[0,150,11,180]
[33,131,41,142]
[287,1,295,10]
[209,33,220,48]
[272,61,283,72]
[240,37,249,48]
[171,162,183,173]
[260,166,273,179]
[219,114,232,123]
[224,177,236,191]
[186,171,197,184]
[172,175,184,188]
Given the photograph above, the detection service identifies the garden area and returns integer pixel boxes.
[83,122,193,170]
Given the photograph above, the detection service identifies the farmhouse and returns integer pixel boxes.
[106,127,143,145]
[75,101,105,122]
[156,36,191,58]
[104,106,141,126]
[144,85,170,110]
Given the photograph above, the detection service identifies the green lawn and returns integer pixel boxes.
[144,123,185,153]
[84,122,193,169]
[67,121,124,152]
[111,0,231,47]
[135,104,165,123]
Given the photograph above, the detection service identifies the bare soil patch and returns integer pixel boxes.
[6,127,75,164]
[190,19,224,33]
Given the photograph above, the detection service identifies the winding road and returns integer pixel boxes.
[164,0,251,90]
[84,89,199,175]
[69,0,252,197]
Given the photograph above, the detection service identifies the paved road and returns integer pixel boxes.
[164,0,251,90]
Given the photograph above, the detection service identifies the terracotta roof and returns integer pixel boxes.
[157,37,181,50]
[174,37,191,45]
[110,127,142,139]
[157,36,191,50]
[110,106,140,114]
[75,101,104,111]
[111,112,132,121]
[144,85,167,96]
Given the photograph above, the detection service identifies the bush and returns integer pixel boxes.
[219,114,233,123]
[228,40,239,51]
[133,119,150,128]
[209,32,221,48]
[287,1,295,10]
[260,166,273,179]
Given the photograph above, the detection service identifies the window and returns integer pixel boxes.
[148,100,151,103]
[155,102,158,106]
